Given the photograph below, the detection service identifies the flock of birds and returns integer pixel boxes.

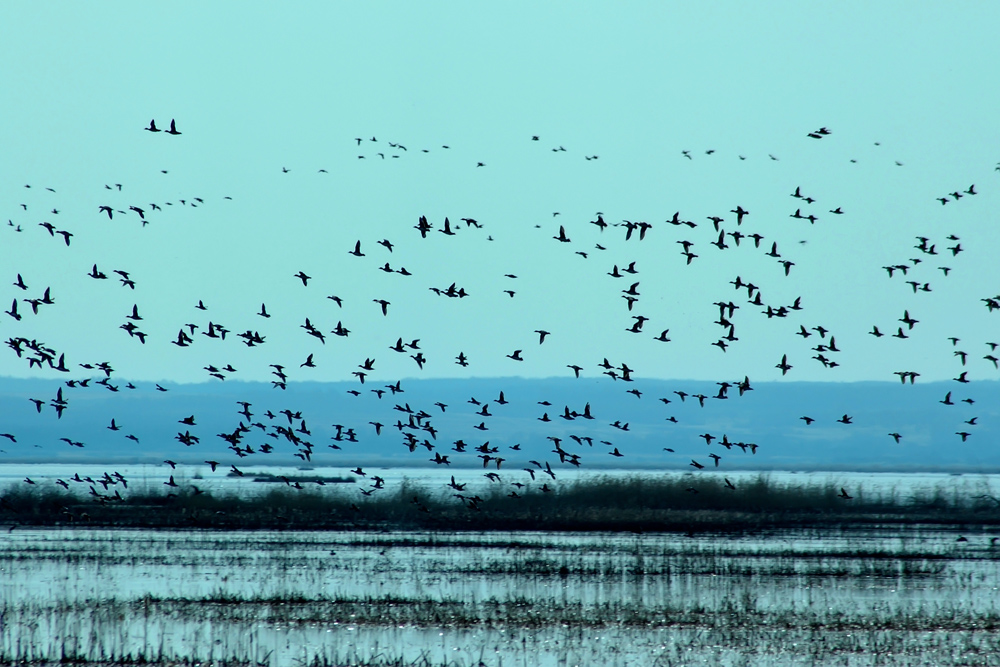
[1,118,998,514]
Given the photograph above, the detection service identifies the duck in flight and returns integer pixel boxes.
[776,354,792,375]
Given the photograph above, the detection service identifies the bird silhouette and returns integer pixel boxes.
[776,354,792,375]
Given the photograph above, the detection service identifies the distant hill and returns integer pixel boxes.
[0,376,997,472]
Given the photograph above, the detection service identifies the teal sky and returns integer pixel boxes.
[2,2,999,385]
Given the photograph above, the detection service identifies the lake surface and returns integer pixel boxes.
[4,524,1000,666]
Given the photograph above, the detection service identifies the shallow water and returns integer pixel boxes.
[3,525,1000,666]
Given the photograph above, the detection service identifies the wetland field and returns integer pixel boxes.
[4,472,1000,666]
[5,2,1000,664]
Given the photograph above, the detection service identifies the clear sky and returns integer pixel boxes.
[2,2,999,386]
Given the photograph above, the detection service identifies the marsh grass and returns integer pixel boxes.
[1,650,456,667]
[25,593,1000,631]
[2,474,999,531]
[5,525,1000,666]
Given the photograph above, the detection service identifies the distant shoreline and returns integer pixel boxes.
[4,460,1000,474]
[4,474,999,532]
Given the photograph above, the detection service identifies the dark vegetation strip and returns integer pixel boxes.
[3,475,999,531]
[41,594,1000,632]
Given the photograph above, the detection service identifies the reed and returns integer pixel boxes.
[2,473,998,531]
